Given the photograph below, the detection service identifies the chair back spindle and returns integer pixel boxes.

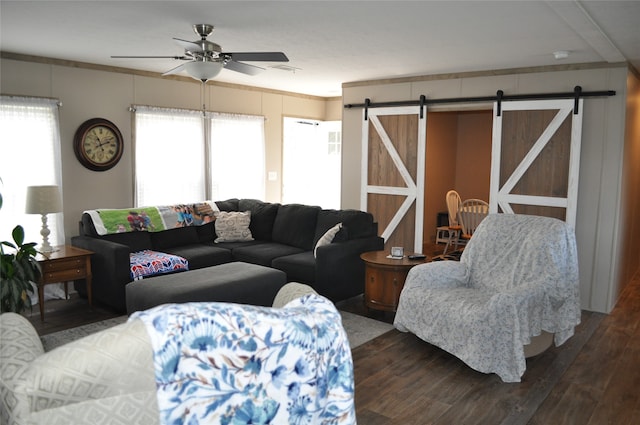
[459,199,489,239]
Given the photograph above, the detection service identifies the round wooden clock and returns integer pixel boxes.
[73,118,124,171]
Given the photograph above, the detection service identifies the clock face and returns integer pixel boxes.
[82,126,118,164]
[74,119,123,171]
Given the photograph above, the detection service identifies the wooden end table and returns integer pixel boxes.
[360,251,429,312]
[35,245,93,321]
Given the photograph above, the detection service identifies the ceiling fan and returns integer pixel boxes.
[111,24,289,82]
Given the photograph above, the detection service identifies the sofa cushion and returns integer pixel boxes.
[212,240,265,251]
[214,211,254,243]
[272,204,321,250]
[196,221,216,243]
[151,226,199,250]
[313,209,375,246]
[164,244,233,270]
[238,199,280,241]
[215,198,239,212]
[129,250,189,280]
[232,242,305,267]
[101,231,153,253]
[271,251,316,283]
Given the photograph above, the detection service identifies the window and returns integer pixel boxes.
[0,96,64,246]
[328,130,341,155]
[134,107,265,205]
[210,113,265,201]
[134,106,206,206]
[282,118,342,209]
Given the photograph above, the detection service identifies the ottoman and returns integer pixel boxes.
[125,262,287,314]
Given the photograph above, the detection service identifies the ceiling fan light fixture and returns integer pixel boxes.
[112,24,288,81]
[183,60,223,82]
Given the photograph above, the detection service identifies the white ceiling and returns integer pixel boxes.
[1,1,639,98]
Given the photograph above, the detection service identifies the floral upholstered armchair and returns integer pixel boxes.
[0,283,355,424]
[394,214,581,382]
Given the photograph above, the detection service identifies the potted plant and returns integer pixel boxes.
[0,184,41,313]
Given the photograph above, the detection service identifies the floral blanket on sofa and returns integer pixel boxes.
[130,294,356,424]
[85,201,219,235]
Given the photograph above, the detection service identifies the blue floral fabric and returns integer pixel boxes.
[130,294,356,424]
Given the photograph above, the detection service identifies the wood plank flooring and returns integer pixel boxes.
[25,293,121,336]
[344,270,640,424]
[23,244,640,424]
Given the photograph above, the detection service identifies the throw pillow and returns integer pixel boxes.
[214,211,254,243]
[314,222,342,257]
[129,250,189,280]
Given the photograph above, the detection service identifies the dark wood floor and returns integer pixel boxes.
[25,292,122,336]
[347,271,640,424]
[25,244,640,424]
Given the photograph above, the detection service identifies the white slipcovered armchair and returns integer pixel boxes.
[394,214,581,382]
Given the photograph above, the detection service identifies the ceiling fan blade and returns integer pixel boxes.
[173,38,204,53]
[111,55,189,60]
[162,62,189,76]
[227,52,289,62]
[224,60,265,76]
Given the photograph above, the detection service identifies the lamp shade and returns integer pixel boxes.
[25,185,62,214]
[184,61,223,82]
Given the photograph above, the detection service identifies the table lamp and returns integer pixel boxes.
[25,185,62,252]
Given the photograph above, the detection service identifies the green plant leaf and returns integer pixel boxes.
[1,240,17,251]
[0,187,39,312]
[12,225,25,246]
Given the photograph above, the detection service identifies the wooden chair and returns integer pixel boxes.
[458,198,489,240]
[443,190,463,254]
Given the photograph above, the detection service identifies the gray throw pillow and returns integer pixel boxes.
[214,211,254,243]
[314,222,342,257]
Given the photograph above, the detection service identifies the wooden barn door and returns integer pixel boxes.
[361,106,426,253]
[489,99,583,226]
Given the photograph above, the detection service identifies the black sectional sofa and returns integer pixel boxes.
[71,198,384,312]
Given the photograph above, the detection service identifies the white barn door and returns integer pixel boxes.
[489,99,583,226]
[361,106,426,253]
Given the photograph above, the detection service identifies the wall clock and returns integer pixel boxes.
[73,118,124,171]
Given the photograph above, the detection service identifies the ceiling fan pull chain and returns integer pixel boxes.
[201,81,206,116]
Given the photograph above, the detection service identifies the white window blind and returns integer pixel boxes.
[134,106,206,206]
[209,113,265,201]
[0,96,64,246]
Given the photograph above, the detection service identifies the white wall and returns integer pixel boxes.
[4,56,636,313]
[1,58,331,244]
[342,65,635,313]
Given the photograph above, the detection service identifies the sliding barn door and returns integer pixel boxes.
[361,106,426,253]
[489,99,583,226]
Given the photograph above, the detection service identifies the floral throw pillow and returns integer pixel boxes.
[129,250,189,280]
[214,211,254,243]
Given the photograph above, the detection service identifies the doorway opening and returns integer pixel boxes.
[282,117,342,209]
[423,109,493,248]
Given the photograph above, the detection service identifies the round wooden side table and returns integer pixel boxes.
[360,251,429,312]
